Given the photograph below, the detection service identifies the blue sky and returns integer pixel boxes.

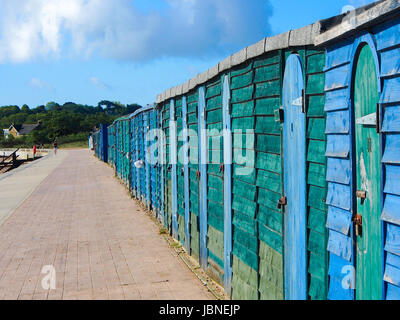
[0,0,375,108]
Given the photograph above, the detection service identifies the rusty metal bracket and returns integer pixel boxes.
[219,164,224,174]
[196,170,201,180]
[354,214,363,237]
[277,196,287,210]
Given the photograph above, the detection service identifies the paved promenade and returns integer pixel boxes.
[0,150,214,300]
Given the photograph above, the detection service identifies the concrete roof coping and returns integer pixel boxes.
[218,55,232,73]
[197,70,208,85]
[182,81,190,94]
[176,84,183,95]
[289,23,316,46]
[189,77,198,91]
[208,64,219,80]
[246,38,266,59]
[231,48,247,67]
[264,31,290,53]
[315,0,400,45]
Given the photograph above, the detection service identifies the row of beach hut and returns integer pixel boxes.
[92,0,400,300]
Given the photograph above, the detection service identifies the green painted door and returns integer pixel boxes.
[354,44,382,300]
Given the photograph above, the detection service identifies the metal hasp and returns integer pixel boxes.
[282,53,307,300]
[182,96,191,253]
[170,99,179,239]
[198,86,208,270]
[222,75,233,295]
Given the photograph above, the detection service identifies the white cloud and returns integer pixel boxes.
[0,0,273,63]
[89,76,110,90]
[28,77,54,90]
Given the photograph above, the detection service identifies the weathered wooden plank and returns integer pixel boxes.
[254,64,280,83]
[380,77,400,104]
[254,53,280,67]
[326,182,351,211]
[232,241,258,271]
[232,101,254,118]
[324,64,350,91]
[327,230,352,261]
[232,194,257,219]
[308,207,327,234]
[325,88,349,112]
[326,158,351,185]
[254,97,280,116]
[382,134,400,164]
[307,139,326,164]
[325,110,350,134]
[231,85,254,103]
[387,252,400,269]
[328,276,354,300]
[328,252,352,279]
[308,185,327,212]
[255,116,280,134]
[306,73,325,95]
[386,283,400,300]
[307,95,325,117]
[255,80,281,98]
[231,71,253,90]
[325,42,352,70]
[233,211,258,236]
[232,117,255,131]
[375,20,400,51]
[206,96,222,111]
[382,106,400,133]
[256,169,281,193]
[231,63,253,77]
[307,118,326,140]
[307,53,325,74]
[326,134,350,158]
[381,48,400,77]
[308,252,327,282]
[256,134,281,154]
[258,188,281,212]
[385,222,400,256]
[307,162,326,188]
[326,206,352,235]
[384,164,400,196]
[233,179,257,201]
[233,226,258,254]
[308,230,326,257]
[385,263,400,287]
[257,204,282,234]
[206,82,221,98]
[256,151,281,174]
[258,224,283,254]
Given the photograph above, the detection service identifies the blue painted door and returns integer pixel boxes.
[222,75,233,294]
[170,99,178,239]
[182,97,191,253]
[198,87,208,269]
[283,54,307,300]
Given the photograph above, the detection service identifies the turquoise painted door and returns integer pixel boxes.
[354,44,382,300]
[283,54,307,300]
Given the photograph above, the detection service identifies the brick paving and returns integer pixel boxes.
[0,150,214,300]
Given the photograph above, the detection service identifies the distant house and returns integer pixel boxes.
[8,121,41,138]
[3,129,10,139]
